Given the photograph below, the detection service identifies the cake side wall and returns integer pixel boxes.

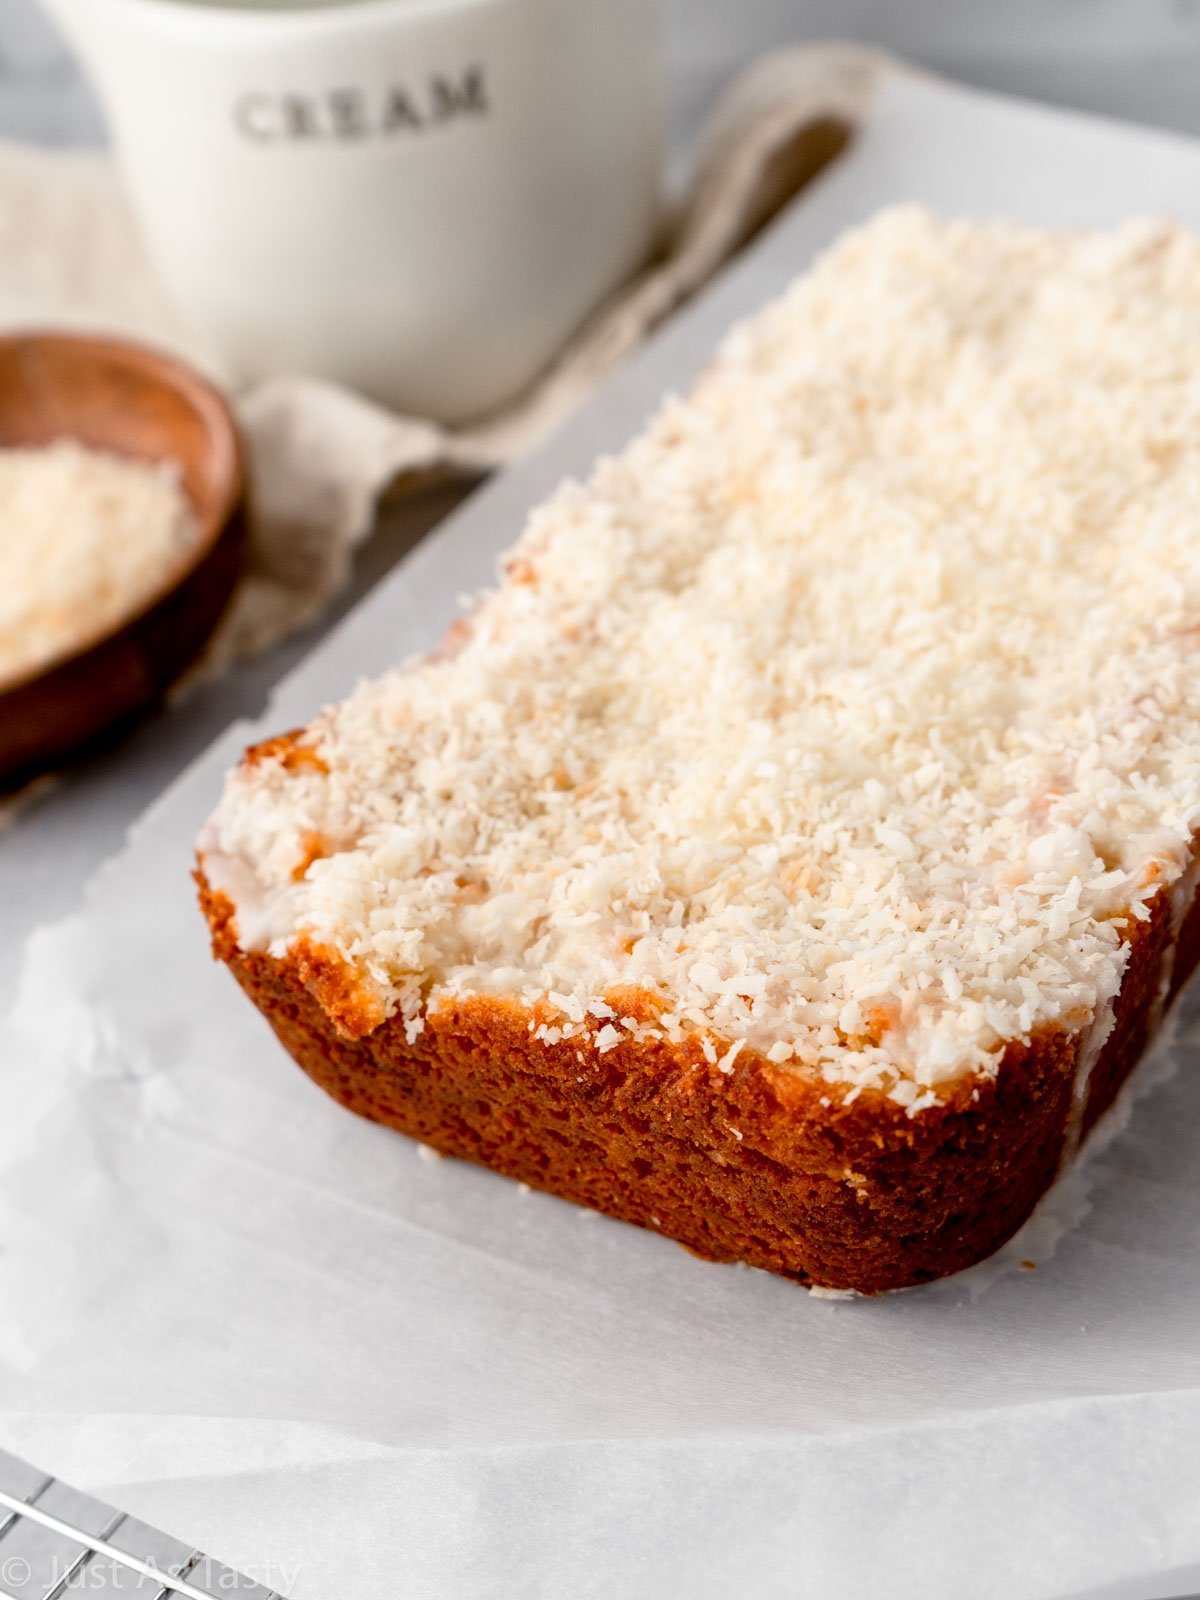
[199,858,1189,1293]
[198,870,1191,1292]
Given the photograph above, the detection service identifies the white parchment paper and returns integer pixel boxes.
[3,72,1200,1600]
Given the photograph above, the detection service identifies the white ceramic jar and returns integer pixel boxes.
[45,0,665,421]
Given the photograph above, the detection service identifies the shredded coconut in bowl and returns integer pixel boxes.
[205,207,1200,1109]
[0,438,200,688]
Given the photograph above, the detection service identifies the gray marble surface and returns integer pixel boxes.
[7,0,1200,149]
[5,0,1200,973]
[10,0,1200,150]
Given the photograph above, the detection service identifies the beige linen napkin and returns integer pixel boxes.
[0,43,879,679]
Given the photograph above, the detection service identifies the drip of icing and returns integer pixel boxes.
[1145,853,1200,1040]
[924,988,1196,1304]
[1057,999,1118,1174]
[1059,851,1200,1173]
[197,822,302,951]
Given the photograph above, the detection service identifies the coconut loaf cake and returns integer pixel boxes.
[198,208,1200,1292]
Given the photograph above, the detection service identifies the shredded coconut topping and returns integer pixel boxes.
[0,439,200,687]
[203,208,1200,1105]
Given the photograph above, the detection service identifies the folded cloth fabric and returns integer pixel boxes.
[0,43,879,673]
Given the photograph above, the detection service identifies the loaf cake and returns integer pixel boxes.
[198,208,1200,1292]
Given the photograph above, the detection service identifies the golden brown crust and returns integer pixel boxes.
[195,860,1193,1293]
[242,729,328,773]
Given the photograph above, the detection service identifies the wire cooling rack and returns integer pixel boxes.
[0,1449,286,1598]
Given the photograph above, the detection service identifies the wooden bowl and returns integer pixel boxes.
[0,331,245,784]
